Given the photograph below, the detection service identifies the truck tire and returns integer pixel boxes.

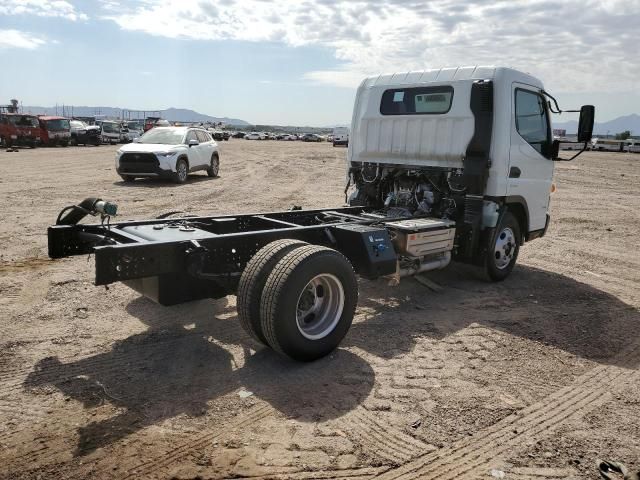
[207,154,219,177]
[174,158,188,183]
[260,245,358,361]
[120,175,135,183]
[237,239,308,345]
[484,210,521,282]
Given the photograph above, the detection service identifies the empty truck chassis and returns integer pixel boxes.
[47,66,595,361]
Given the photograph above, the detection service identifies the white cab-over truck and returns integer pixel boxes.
[48,66,594,361]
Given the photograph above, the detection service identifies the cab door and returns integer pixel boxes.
[185,130,205,168]
[508,84,554,232]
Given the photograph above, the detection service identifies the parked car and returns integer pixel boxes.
[143,117,170,132]
[38,116,71,146]
[232,131,246,139]
[125,120,144,141]
[100,121,128,144]
[70,120,101,146]
[245,131,266,140]
[332,127,349,146]
[625,140,640,153]
[0,113,41,148]
[115,126,220,183]
[301,133,323,142]
[208,129,228,141]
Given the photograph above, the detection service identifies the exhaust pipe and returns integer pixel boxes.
[398,252,451,277]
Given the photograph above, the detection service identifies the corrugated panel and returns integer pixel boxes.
[357,115,471,166]
[419,70,440,83]
[404,71,424,84]
[366,66,498,87]
[453,66,478,80]
[435,68,458,81]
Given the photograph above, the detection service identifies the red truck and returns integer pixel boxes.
[0,113,42,148]
[38,116,71,147]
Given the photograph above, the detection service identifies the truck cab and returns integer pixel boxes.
[38,116,71,147]
[0,113,41,148]
[347,66,593,279]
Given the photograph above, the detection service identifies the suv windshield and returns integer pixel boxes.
[139,129,184,145]
[70,120,86,129]
[45,119,70,131]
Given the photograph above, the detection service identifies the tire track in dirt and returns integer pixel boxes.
[374,346,640,480]
[341,409,428,464]
[506,467,578,479]
[242,466,390,479]
[112,403,275,479]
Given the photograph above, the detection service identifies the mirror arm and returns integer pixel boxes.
[554,142,589,161]
[542,90,562,114]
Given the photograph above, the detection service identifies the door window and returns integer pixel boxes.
[196,130,209,143]
[515,89,551,158]
[185,130,198,144]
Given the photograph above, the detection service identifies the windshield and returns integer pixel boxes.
[70,120,87,129]
[138,129,184,145]
[7,116,39,128]
[128,121,143,130]
[102,122,120,133]
[45,119,70,131]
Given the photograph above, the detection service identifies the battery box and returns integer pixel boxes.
[330,224,397,279]
[384,218,456,258]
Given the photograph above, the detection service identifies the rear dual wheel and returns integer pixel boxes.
[237,241,358,361]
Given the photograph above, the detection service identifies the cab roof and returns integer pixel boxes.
[361,66,543,89]
[38,116,68,120]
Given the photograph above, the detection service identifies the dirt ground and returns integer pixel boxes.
[0,141,638,480]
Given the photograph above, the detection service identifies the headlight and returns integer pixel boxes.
[116,149,123,156]
[154,151,177,157]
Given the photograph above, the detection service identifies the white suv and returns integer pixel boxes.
[115,127,219,183]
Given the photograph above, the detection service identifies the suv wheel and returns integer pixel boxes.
[175,158,188,183]
[207,154,219,177]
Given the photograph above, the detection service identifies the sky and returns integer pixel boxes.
[0,0,639,126]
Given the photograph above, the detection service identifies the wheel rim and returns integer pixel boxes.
[494,227,516,270]
[177,161,187,181]
[296,274,344,340]
[211,157,219,175]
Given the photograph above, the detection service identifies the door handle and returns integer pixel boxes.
[509,166,521,178]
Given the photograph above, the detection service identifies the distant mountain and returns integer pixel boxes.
[554,114,640,136]
[162,107,248,126]
[20,105,249,126]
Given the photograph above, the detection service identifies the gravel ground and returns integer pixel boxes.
[0,141,638,479]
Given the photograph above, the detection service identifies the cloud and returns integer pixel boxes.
[101,0,640,92]
[0,0,88,21]
[0,29,47,49]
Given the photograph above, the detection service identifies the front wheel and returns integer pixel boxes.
[260,245,358,361]
[120,175,135,182]
[484,210,521,281]
[207,154,219,177]
[174,158,188,183]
